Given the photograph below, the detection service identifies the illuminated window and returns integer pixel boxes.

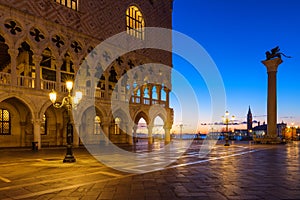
[126,6,145,40]
[41,114,47,135]
[55,0,78,11]
[0,109,10,135]
[94,116,101,135]
[114,118,121,135]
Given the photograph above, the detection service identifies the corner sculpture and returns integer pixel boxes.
[265,46,292,60]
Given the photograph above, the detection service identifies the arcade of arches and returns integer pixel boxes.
[0,3,173,148]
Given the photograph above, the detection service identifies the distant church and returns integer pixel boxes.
[248,106,287,137]
[247,106,253,133]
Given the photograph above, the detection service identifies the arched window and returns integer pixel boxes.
[0,109,10,135]
[61,53,75,84]
[126,6,145,40]
[94,116,101,135]
[114,117,121,135]
[55,0,78,11]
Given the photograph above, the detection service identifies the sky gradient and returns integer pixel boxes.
[171,0,300,133]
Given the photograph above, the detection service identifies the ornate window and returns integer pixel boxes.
[94,116,101,135]
[0,109,10,135]
[126,6,145,40]
[55,0,78,11]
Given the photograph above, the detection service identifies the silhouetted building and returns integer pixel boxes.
[247,106,253,133]
[253,121,286,137]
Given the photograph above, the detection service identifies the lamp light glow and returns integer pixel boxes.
[49,90,57,104]
[66,81,73,92]
[75,91,83,100]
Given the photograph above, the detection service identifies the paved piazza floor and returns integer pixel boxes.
[0,140,299,200]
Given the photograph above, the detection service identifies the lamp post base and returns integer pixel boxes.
[63,144,76,163]
[224,134,230,146]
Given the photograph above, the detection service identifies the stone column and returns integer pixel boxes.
[102,117,110,144]
[164,126,171,144]
[33,120,42,149]
[73,123,80,147]
[148,84,153,105]
[133,89,138,103]
[133,124,138,143]
[65,55,71,73]
[20,121,26,147]
[32,55,42,90]
[156,85,162,104]
[164,87,170,108]
[8,49,18,86]
[55,59,63,92]
[56,123,62,146]
[127,123,133,145]
[261,58,283,138]
[140,85,144,104]
[148,125,153,145]
[104,72,110,100]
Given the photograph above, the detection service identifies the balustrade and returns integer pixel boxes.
[41,80,56,90]
[17,76,35,88]
[0,74,168,107]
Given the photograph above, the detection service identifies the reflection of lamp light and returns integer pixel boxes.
[49,81,82,163]
[75,91,82,100]
[73,91,83,105]
[288,123,298,141]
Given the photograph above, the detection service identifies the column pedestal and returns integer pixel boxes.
[164,127,171,144]
[148,125,153,145]
[33,120,41,150]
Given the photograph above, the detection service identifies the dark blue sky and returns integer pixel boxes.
[172,0,300,131]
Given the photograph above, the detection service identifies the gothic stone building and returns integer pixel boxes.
[0,0,173,148]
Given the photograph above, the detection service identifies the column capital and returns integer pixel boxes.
[163,86,171,92]
[7,49,19,58]
[32,55,43,65]
[164,124,172,130]
[32,119,42,125]
[147,125,154,129]
[54,58,64,66]
[133,124,138,131]
[101,117,111,127]
[156,84,162,90]
[103,71,110,77]
[261,58,283,73]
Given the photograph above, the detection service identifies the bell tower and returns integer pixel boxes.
[247,106,253,132]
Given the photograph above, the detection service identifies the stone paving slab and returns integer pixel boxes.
[0,141,299,199]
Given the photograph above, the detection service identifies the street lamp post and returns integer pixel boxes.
[222,111,235,146]
[179,123,183,139]
[49,81,82,163]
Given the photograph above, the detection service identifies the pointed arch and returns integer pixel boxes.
[134,111,149,125]
[41,48,56,83]
[0,35,11,73]
[0,93,37,117]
